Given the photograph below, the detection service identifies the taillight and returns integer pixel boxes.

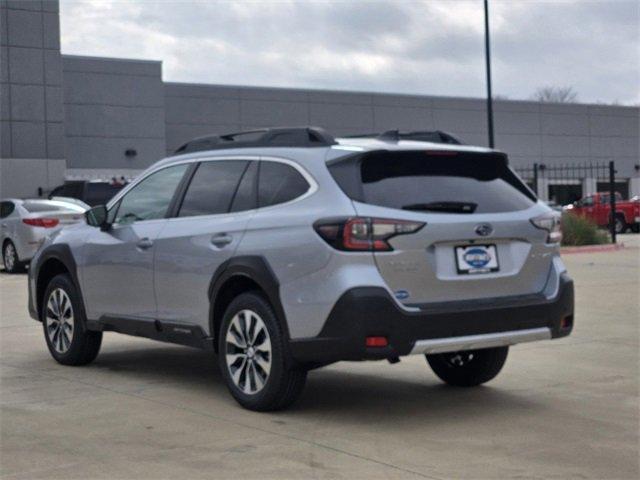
[314,217,424,251]
[530,212,562,244]
[23,218,59,228]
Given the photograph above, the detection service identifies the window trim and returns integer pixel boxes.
[106,155,318,224]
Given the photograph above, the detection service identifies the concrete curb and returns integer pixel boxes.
[561,243,626,254]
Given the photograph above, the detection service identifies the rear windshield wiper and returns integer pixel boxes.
[402,201,477,213]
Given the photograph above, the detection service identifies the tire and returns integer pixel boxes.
[2,240,25,273]
[426,346,508,387]
[218,291,307,411]
[613,214,627,234]
[42,274,102,366]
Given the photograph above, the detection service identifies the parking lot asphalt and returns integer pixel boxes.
[1,235,638,479]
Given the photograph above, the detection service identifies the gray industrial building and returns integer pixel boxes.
[2,0,639,202]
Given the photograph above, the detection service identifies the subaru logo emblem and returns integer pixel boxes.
[475,223,493,237]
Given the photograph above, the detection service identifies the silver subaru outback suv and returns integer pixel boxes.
[28,127,574,411]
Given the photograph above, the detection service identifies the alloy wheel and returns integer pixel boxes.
[45,288,75,354]
[615,218,624,234]
[3,243,15,271]
[225,309,272,395]
[444,351,476,367]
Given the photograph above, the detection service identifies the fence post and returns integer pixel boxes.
[609,161,617,244]
[533,163,539,197]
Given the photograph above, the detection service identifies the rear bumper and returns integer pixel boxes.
[290,273,574,364]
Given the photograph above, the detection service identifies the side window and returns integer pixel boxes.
[230,161,258,212]
[0,201,15,218]
[114,164,188,224]
[582,196,594,207]
[178,161,248,217]
[600,194,621,204]
[258,161,310,208]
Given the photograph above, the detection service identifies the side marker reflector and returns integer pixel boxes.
[366,336,388,347]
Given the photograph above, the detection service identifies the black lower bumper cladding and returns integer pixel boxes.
[290,274,574,364]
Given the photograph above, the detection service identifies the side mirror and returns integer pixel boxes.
[85,205,110,231]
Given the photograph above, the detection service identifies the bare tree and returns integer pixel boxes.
[532,86,578,103]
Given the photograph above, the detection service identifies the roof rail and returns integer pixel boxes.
[344,130,463,145]
[174,127,337,154]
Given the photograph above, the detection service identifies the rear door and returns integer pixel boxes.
[329,149,550,305]
[154,159,257,331]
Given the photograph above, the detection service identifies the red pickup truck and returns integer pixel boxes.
[569,192,640,233]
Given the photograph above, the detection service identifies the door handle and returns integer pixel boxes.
[210,233,233,248]
[136,238,154,250]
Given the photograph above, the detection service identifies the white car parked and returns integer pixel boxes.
[1,199,86,273]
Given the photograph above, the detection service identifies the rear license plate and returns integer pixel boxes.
[455,244,499,274]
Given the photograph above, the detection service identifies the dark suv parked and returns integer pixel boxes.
[48,180,124,207]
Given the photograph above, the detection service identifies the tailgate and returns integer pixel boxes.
[354,202,551,304]
[329,149,553,305]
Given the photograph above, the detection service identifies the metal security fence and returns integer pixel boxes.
[514,162,616,196]
[514,161,620,242]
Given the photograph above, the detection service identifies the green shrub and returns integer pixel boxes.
[561,212,610,246]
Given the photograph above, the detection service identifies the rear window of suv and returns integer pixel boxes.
[329,150,536,214]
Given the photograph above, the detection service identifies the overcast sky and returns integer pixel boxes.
[60,0,639,105]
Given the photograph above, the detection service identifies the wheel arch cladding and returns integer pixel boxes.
[209,256,289,352]
[34,245,83,322]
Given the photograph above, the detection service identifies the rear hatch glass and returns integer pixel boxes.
[329,150,535,213]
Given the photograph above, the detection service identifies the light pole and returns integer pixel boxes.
[484,0,495,148]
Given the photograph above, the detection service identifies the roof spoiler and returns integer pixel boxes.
[344,130,463,145]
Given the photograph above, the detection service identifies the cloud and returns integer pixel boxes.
[60,0,639,104]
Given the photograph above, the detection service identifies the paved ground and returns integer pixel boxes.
[1,235,638,479]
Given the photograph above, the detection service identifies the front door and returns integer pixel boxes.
[81,164,189,320]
